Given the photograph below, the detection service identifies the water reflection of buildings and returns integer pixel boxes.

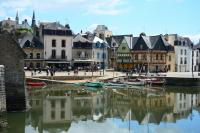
[25,88,200,133]
[26,90,108,132]
[110,89,200,124]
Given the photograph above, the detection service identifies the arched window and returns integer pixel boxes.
[61,50,66,59]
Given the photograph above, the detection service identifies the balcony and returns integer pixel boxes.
[133,59,166,64]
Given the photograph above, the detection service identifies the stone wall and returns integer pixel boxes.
[0,65,6,112]
[0,32,25,111]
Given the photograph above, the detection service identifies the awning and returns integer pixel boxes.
[73,59,94,63]
[46,61,70,64]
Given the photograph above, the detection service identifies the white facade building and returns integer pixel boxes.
[173,93,198,114]
[72,32,108,69]
[165,34,193,72]
[43,96,72,123]
[39,22,73,70]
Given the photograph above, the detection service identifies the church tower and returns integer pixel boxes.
[31,11,36,28]
[15,11,19,25]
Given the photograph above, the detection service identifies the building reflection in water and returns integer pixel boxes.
[23,86,200,133]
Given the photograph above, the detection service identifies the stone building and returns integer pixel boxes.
[0,31,26,111]
[93,25,112,40]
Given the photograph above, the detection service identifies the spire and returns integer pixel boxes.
[31,10,36,28]
[15,11,19,24]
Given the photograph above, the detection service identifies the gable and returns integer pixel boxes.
[153,36,167,51]
[116,39,130,53]
[132,36,149,51]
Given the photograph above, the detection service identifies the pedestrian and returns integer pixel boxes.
[50,69,54,77]
[46,69,49,76]
[34,68,36,75]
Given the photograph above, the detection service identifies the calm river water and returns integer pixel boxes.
[1,84,200,133]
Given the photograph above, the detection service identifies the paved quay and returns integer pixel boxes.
[25,70,126,83]
[25,70,200,84]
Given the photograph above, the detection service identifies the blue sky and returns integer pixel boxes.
[0,0,200,43]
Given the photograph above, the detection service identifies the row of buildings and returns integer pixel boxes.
[0,12,200,72]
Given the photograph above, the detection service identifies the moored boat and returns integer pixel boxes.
[147,78,165,86]
[27,81,46,87]
[126,79,145,86]
[84,82,104,88]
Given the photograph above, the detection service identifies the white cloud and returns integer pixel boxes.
[87,0,128,15]
[184,34,200,44]
[87,23,99,32]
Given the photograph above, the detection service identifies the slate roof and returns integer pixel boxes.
[40,22,69,30]
[132,34,174,51]
[23,36,44,49]
[106,35,132,48]
[73,33,92,43]
[194,42,200,49]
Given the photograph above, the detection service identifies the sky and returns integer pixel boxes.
[0,0,200,43]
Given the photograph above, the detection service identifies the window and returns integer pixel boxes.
[140,44,143,50]
[181,49,183,55]
[61,111,65,119]
[184,49,187,55]
[36,100,39,105]
[102,53,106,59]
[160,54,163,60]
[51,100,55,108]
[122,46,126,50]
[30,53,33,59]
[51,50,56,59]
[62,40,66,47]
[180,94,182,100]
[156,54,158,60]
[61,50,66,59]
[184,57,187,64]
[36,53,40,59]
[36,63,40,68]
[135,55,138,60]
[168,65,171,71]
[51,111,55,120]
[97,53,100,59]
[180,57,183,64]
[169,55,171,61]
[61,100,65,108]
[183,41,185,46]
[52,39,56,47]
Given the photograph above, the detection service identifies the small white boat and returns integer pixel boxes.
[126,79,145,86]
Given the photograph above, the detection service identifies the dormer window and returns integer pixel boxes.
[140,44,143,50]
[122,46,126,50]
